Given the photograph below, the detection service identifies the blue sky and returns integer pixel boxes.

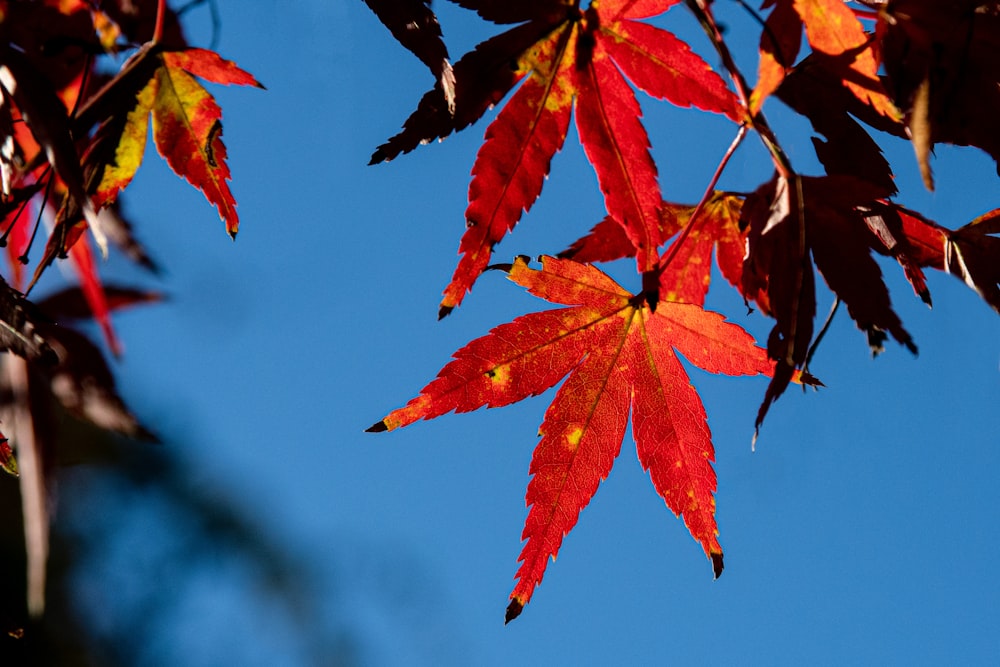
[69,1,1000,664]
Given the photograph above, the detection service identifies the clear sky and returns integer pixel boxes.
[71,1,1000,664]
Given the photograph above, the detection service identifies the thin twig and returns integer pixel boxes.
[658,123,748,272]
[804,297,839,374]
[18,170,55,266]
[0,169,48,247]
[784,174,806,366]
[683,0,793,179]
[178,0,223,50]
[153,0,167,44]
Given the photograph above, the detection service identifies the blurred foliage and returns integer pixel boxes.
[0,409,361,666]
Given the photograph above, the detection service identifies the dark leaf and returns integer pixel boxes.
[364,0,456,112]
[0,275,57,366]
[37,324,155,440]
[878,1,1000,187]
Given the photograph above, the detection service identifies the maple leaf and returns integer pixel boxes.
[876,1,1000,189]
[859,202,932,306]
[67,234,123,355]
[749,0,802,114]
[30,316,156,441]
[791,0,898,120]
[90,46,262,238]
[867,203,1000,314]
[742,175,915,427]
[363,0,456,112]
[371,0,741,316]
[368,255,779,621]
[0,44,109,252]
[0,437,15,477]
[775,57,901,194]
[0,274,58,366]
[39,285,161,320]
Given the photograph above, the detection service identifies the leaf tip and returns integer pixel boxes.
[488,255,530,275]
[437,304,454,320]
[485,262,512,273]
[365,420,389,433]
[711,551,724,579]
[505,598,524,624]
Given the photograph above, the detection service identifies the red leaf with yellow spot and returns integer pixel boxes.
[369,256,778,621]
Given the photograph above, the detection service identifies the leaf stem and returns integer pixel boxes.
[804,297,839,375]
[683,0,793,179]
[657,123,748,273]
[70,40,157,136]
[785,174,807,366]
[153,0,166,45]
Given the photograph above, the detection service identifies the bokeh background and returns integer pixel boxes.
[9,1,1000,664]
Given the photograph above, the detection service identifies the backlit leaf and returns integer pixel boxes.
[91,47,262,238]
[793,0,898,119]
[370,256,778,620]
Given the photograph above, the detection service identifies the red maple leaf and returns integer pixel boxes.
[370,0,741,316]
[88,46,263,238]
[866,203,1000,313]
[368,255,780,621]
[750,0,802,114]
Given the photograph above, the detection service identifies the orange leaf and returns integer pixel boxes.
[370,256,778,621]
[749,0,802,115]
[793,0,898,119]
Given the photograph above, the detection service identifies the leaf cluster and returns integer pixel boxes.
[364,0,1000,621]
[0,0,259,619]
